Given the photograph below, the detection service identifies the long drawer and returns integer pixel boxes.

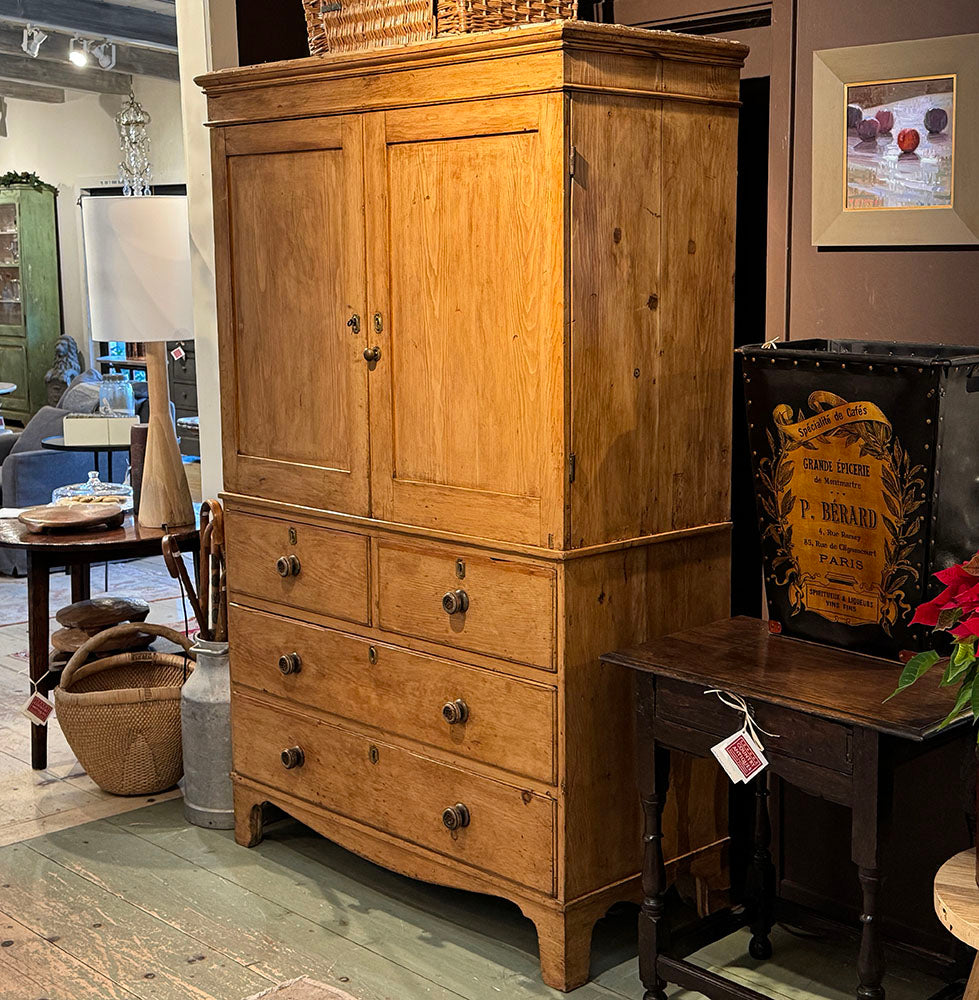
[229,605,556,783]
[226,510,370,625]
[376,540,556,670]
[232,694,555,894]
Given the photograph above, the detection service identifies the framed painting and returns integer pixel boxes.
[812,34,979,246]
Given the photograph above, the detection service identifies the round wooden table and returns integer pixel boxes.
[935,849,979,997]
[0,514,198,770]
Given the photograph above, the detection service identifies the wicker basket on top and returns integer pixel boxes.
[303,0,435,55]
[436,0,575,36]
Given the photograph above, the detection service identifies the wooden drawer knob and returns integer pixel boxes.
[442,699,469,725]
[280,746,305,769]
[442,589,469,615]
[441,803,470,830]
[275,555,301,578]
[278,652,302,675]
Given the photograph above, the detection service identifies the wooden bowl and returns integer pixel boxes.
[18,503,124,534]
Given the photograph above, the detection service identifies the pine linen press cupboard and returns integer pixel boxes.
[199,22,747,990]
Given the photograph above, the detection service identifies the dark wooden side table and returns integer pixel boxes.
[602,616,965,1000]
[0,516,198,770]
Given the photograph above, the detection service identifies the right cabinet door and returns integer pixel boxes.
[215,117,371,514]
[364,97,565,548]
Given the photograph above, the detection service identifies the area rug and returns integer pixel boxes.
[244,978,357,999]
[0,554,189,626]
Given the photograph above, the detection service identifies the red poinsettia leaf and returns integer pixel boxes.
[912,596,946,627]
[951,614,979,641]
[936,564,979,587]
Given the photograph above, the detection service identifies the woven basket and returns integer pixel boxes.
[436,0,575,36]
[54,623,195,797]
[303,0,435,55]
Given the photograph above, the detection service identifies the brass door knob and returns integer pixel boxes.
[275,555,301,577]
[280,746,305,769]
[278,652,302,675]
[363,346,381,364]
[442,699,469,725]
[442,803,470,830]
[442,589,469,615]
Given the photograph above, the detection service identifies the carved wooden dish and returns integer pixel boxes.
[18,503,124,534]
[56,596,151,632]
[52,626,154,655]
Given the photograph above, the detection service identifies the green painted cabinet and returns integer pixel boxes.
[0,183,62,424]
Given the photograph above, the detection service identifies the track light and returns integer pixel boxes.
[68,36,90,67]
[91,41,117,70]
[21,24,47,58]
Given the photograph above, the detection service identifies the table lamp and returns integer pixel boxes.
[81,195,195,528]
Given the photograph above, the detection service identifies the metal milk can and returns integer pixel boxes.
[181,638,234,828]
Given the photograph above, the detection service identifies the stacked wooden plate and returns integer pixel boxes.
[52,596,152,658]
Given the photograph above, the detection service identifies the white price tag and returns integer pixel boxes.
[711,728,768,784]
[21,691,55,726]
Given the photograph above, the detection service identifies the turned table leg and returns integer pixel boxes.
[852,728,885,1000]
[637,679,671,1000]
[27,552,50,770]
[746,769,776,960]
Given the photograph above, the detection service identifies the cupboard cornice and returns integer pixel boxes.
[198,21,745,127]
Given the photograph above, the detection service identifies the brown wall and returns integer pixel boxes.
[789,0,979,345]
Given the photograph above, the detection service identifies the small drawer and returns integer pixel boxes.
[232,694,555,894]
[229,605,557,783]
[376,540,556,671]
[656,678,852,774]
[226,511,369,625]
[170,381,198,410]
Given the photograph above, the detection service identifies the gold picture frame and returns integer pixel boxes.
[812,34,978,246]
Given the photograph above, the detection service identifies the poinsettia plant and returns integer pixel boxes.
[887,551,979,737]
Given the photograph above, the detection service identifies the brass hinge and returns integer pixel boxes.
[569,453,576,483]
[569,145,577,179]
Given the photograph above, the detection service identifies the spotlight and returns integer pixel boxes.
[68,36,90,67]
[91,41,117,70]
[21,24,47,58]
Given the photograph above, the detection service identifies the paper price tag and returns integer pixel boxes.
[21,691,55,726]
[711,728,768,784]
[170,345,186,361]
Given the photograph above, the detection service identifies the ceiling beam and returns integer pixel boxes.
[0,51,132,94]
[0,1,177,49]
[0,77,63,102]
[0,26,178,79]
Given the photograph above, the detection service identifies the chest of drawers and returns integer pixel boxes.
[201,20,745,991]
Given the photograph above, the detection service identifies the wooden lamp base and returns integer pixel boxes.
[138,342,194,529]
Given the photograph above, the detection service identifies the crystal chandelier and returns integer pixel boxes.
[116,92,152,197]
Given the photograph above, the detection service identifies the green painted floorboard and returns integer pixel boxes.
[0,800,953,1000]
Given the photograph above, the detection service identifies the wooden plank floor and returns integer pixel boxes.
[0,799,951,1000]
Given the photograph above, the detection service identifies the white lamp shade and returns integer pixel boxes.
[81,195,194,344]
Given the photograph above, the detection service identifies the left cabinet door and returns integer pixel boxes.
[214,117,370,514]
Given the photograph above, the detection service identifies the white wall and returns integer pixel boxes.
[176,0,238,500]
[0,76,186,361]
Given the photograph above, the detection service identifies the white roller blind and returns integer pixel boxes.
[81,195,194,344]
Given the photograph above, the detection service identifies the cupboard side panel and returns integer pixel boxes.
[569,93,663,549]
[561,530,731,900]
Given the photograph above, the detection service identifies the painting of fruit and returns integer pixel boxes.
[844,74,954,210]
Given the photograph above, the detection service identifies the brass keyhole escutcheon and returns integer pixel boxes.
[456,558,466,580]
[368,745,380,765]
[347,313,361,335]
[288,527,298,545]
[373,312,383,334]
[368,646,378,665]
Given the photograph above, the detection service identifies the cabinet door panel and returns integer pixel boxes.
[215,118,370,513]
[365,97,565,547]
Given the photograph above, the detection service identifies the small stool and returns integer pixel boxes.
[934,850,979,998]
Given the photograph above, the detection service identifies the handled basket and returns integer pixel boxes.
[303,0,435,55]
[54,623,196,796]
[436,0,576,36]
